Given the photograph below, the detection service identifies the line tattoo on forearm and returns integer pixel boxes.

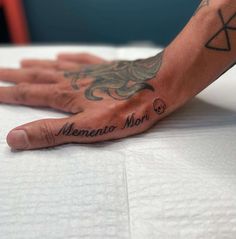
[205,9,236,51]
[194,0,210,15]
[64,51,164,101]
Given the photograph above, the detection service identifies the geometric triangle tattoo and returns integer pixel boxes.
[205,9,236,51]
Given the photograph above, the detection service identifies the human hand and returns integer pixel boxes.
[0,52,172,150]
[3,0,235,151]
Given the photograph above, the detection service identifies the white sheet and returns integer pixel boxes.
[0,46,236,239]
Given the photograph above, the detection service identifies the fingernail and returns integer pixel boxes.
[7,130,29,150]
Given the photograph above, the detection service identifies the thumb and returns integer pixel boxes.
[7,117,72,150]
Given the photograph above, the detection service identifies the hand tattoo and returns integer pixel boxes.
[65,51,164,101]
[205,9,236,51]
[55,98,167,139]
[56,123,117,138]
[194,0,210,15]
[122,112,149,129]
[153,98,166,115]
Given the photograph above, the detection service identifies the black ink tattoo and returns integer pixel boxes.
[64,51,164,101]
[153,98,166,115]
[56,123,117,138]
[122,112,149,129]
[194,0,210,15]
[205,9,236,51]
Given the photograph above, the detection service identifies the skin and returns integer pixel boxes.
[0,0,236,150]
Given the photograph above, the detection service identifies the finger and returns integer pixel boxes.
[7,117,71,150]
[57,53,108,64]
[0,84,82,113]
[0,68,60,84]
[7,113,116,150]
[21,59,83,71]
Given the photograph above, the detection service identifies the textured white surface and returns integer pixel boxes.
[0,46,236,239]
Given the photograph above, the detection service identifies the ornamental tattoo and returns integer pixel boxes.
[153,98,166,115]
[64,51,164,101]
[205,9,236,51]
[194,0,210,15]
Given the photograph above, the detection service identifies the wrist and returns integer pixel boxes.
[161,1,236,103]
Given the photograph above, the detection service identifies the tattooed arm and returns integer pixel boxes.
[165,0,236,102]
[0,0,235,150]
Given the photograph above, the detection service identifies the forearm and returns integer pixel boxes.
[162,0,236,105]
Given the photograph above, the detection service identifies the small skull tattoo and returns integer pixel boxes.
[153,98,166,115]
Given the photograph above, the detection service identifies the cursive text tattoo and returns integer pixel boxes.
[194,0,210,15]
[56,123,117,138]
[64,51,164,101]
[153,98,166,115]
[205,9,236,51]
[122,112,149,129]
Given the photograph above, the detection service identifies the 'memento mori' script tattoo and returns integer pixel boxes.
[56,123,117,138]
[122,112,149,129]
[205,9,236,51]
[194,0,210,15]
[64,51,164,101]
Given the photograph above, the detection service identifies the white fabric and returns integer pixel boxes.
[0,46,236,239]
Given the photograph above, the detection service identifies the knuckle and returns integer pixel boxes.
[39,121,56,146]
[53,90,70,106]
[15,84,29,102]
[53,91,79,112]
[29,70,41,81]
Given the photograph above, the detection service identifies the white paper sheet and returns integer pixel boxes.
[0,46,236,239]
